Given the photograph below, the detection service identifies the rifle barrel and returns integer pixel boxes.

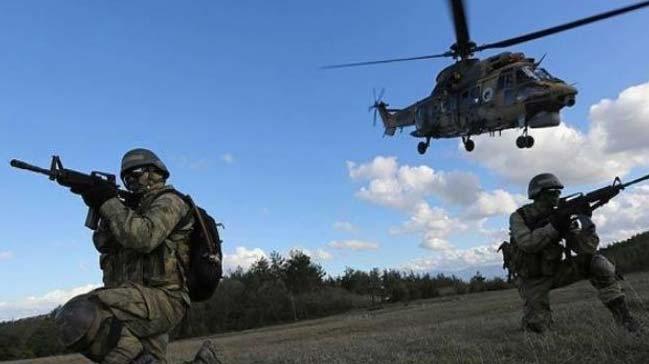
[621,173,649,189]
[9,159,53,177]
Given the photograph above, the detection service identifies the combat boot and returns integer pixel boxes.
[131,352,158,364]
[606,296,641,333]
[186,340,223,364]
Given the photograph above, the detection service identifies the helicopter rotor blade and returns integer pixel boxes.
[475,0,649,52]
[321,52,452,69]
[449,0,472,56]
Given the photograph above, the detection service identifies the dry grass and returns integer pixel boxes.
[6,272,649,364]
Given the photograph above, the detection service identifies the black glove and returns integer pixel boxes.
[80,184,117,209]
[123,192,143,209]
[549,212,571,234]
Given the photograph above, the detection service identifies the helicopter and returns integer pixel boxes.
[324,0,649,154]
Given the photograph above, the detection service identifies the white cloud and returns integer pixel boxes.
[419,236,453,251]
[348,156,522,253]
[405,242,503,272]
[348,157,481,209]
[390,202,466,240]
[0,283,100,322]
[333,221,357,233]
[347,156,397,180]
[296,247,334,261]
[0,251,13,261]
[328,240,379,251]
[590,82,649,154]
[464,190,526,219]
[477,220,510,243]
[592,185,649,244]
[221,153,235,164]
[222,246,267,272]
[466,82,649,185]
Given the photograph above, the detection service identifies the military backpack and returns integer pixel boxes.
[155,189,224,302]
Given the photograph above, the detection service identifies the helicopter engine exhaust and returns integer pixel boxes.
[528,111,560,129]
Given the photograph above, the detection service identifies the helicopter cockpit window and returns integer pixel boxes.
[497,72,513,89]
[533,67,553,81]
[517,67,539,83]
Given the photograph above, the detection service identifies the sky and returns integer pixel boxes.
[1,0,649,321]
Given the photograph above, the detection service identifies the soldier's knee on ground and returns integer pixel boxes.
[55,295,123,362]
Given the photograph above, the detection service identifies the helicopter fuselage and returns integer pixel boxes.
[376,52,577,153]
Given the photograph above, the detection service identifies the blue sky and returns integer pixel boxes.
[1,0,649,320]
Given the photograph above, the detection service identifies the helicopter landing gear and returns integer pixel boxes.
[516,129,534,149]
[462,136,475,152]
[417,137,431,155]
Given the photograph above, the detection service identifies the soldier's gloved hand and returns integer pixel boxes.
[80,184,117,209]
[123,192,142,209]
[549,212,571,234]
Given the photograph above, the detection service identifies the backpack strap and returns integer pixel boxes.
[145,188,194,284]
[159,189,220,260]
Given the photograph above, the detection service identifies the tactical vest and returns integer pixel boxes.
[511,205,564,278]
[100,186,193,292]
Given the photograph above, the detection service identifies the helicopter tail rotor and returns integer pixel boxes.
[369,88,387,126]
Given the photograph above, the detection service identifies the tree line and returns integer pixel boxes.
[2,232,649,361]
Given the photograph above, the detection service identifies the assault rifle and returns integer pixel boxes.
[10,156,133,230]
[555,173,649,218]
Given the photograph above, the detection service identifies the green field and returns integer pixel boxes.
[5,272,649,364]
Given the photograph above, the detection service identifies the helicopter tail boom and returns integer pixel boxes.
[374,102,414,136]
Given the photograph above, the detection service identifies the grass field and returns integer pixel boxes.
[6,272,649,364]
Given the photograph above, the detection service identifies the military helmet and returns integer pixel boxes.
[528,173,563,199]
[120,148,169,179]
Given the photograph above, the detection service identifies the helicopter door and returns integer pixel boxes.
[497,71,515,106]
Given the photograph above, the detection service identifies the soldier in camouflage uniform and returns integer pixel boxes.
[55,149,221,364]
[509,173,640,333]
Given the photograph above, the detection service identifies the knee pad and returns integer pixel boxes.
[55,295,125,362]
[55,295,102,350]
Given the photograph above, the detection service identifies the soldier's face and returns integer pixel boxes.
[124,168,149,193]
[537,188,561,209]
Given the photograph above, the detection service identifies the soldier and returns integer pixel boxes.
[54,148,220,364]
[509,173,640,334]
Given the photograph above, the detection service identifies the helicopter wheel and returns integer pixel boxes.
[525,135,535,148]
[464,138,475,152]
[417,141,428,155]
[516,136,526,149]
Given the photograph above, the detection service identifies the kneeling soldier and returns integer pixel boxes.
[509,173,639,333]
[54,149,220,364]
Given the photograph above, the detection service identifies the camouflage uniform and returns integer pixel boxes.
[510,201,623,332]
[57,184,194,364]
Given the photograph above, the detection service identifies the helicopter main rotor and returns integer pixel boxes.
[322,0,649,69]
